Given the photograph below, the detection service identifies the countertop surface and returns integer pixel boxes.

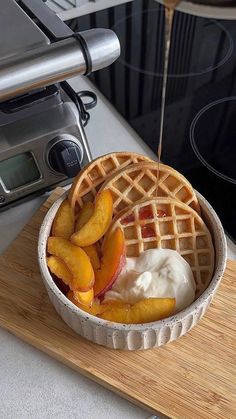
[0,76,235,419]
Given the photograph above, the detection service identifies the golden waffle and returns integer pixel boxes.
[68,152,151,213]
[107,197,214,295]
[100,162,200,215]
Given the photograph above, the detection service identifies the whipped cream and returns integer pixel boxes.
[104,249,196,312]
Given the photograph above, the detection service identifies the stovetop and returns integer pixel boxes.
[68,0,236,242]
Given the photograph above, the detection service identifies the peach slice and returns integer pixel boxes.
[70,190,113,247]
[73,288,94,307]
[67,292,126,315]
[99,298,176,324]
[75,202,94,231]
[94,228,125,298]
[67,291,102,315]
[52,199,74,239]
[47,237,94,291]
[101,300,130,310]
[47,255,73,286]
[83,245,100,270]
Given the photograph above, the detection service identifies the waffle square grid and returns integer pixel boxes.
[68,152,151,213]
[101,162,200,215]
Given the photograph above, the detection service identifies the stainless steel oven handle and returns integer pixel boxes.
[0,28,120,102]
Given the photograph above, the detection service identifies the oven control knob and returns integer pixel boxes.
[48,139,82,178]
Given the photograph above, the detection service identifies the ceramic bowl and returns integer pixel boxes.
[38,191,227,350]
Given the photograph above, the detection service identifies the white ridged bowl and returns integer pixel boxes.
[38,191,227,350]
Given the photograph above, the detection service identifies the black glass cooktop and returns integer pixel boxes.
[68,0,236,242]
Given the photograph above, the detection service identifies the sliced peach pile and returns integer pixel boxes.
[47,190,116,308]
[47,237,94,291]
[99,298,175,324]
[94,227,125,297]
[71,190,113,247]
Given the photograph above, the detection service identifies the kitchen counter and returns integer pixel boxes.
[0,76,235,419]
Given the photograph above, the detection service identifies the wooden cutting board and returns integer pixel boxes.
[0,188,235,419]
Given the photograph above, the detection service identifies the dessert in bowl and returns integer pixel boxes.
[38,152,227,350]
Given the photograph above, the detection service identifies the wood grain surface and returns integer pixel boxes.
[0,189,235,419]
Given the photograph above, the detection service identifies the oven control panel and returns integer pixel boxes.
[0,101,91,209]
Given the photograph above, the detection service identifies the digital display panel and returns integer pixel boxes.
[0,152,40,191]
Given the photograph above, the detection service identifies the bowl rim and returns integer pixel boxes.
[38,190,227,331]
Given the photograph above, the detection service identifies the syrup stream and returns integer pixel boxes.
[157,1,181,194]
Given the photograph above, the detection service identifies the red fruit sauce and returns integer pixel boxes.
[121,214,135,224]
[139,207,153,220]
[141,225,155,238]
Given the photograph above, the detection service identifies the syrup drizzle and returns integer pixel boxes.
[157,1,181,194]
